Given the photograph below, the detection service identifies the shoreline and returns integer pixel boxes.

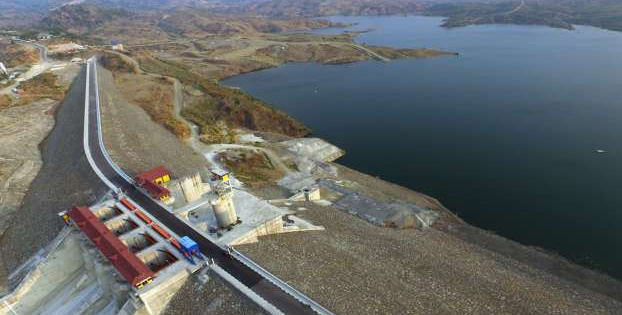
[216,63,622,289]
[2,7,622,313]
[332,160,622,296]
[68,14,622,307]
[224,72,622,285]
[213,16,622,284]
[94,63,622,307]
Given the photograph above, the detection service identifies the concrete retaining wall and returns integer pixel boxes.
[138,267,189,315]
[0,230,125,315]
[230,216,284,246]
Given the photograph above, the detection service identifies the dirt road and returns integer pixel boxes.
[0,41,57,96]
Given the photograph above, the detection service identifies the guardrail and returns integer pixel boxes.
[230,248,336,315]
[87,58,336,315]
[210,264,285,315]
[83,58,117,190]
[91,60,133,183]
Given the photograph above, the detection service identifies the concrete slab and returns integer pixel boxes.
[172,196,212,216]
[0,232,121,315]
[180,189,324,246]
[319,179,439,228]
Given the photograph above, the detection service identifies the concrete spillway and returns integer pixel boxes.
[106,218,138,236]
[93,206,122,222]
[140,250,178,273]
[122,233,157,253]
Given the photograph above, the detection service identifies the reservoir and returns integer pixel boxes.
[223,16,622,279]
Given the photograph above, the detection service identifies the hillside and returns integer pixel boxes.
[214,0,426,18]
[424,0,622,32]
[0,0,66,12]
[0,42,39,68]
[41,4,133,35]
[88,0,213,11]
[133,54,312,140]
[152,9,343,37]
[212,0,622,32]
[0,0,209,12]
[28,3,454,142]
[36,4,342,44]
[5,0,622,33]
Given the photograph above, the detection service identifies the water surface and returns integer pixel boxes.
[224,16,622,279]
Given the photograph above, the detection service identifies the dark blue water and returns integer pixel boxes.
[223,16,622,279]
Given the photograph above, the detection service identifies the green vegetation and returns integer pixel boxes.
[181,98,237,144]
[0,95,13,110]
[218,149,283,187]
[17,72,66,104]
[100,53,138,75]
[136,54,311,141]
[16,30,39,40]
[367,46,458,59]
[137,55,195,84]
[111,68,190,140]
[41,4,132,34]
[100,52,189,139]
[424,0,622,32]
[129,78,190,140]
[214,0,424,19]
[0,42,39,68]
[261,32,356,43]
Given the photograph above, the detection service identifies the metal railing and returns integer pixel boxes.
[83,58,116,190]
[91,60,133,183]
[210,264,285,315]
[87,58,335,315]
[230,248,335,315]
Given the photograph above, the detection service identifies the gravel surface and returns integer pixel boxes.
[443,223,622,302]
[92,57,622,315]
[162,273,269,315]
[335,163,622,302]
[0,99,56,238]
[97,65,210,179]
[97,64,270,314]
[238,203,622,315]
[0,66,108,290]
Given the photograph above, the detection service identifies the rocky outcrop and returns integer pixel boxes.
[384,202,440,229]
[280,138,344,163]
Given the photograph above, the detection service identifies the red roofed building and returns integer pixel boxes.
[135,166,171,186]
[142,180,171,201]
[135,166,172,202]
[68,206,154,288]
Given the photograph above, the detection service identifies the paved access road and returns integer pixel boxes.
[84,60,319,315]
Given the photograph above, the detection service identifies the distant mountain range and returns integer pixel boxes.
[0,0,220,28]
[40,3,133,34]
[0,0,258,13]
[423,0,622,32]
[215,0,622,32]
[30,3,340,44]
[0,0,219,13]
[212,0,426,18]
[1,0,621,33]
[0,0,505,14]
